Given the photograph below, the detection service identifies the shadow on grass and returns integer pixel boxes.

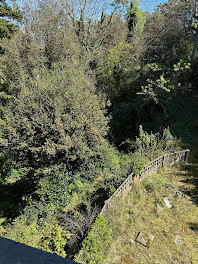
[0,170,39,222]
[178,163,198,206]
[187,222,198,233]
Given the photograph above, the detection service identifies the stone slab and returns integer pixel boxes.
[163,198,172,208]
[136,231,154,248]
[175,235,183,245]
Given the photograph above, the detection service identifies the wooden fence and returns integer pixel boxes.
[100,149,190,216]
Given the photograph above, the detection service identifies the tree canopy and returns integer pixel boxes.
[0,0,22,40]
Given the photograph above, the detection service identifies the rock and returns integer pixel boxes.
[175,235,183,245]
[177,181,185,187]
[136,231,154,248]
[163,198,172,208]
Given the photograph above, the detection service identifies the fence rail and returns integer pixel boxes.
[100,149,190,216]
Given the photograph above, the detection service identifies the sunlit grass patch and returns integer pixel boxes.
[104,165,198,264]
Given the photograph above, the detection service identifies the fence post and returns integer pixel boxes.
[133,175,137,184]
[134,174,140,184]
[162,155,165,167]
[184,149,190,162]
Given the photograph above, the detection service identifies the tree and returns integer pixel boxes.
[95,2,146,103]
[96,41,140,102]
[191,0,198,64]
[0,0,22,48]
[0,0,22,36]
[2,64,110,170]
[143,0,194,66]
[0,1,22,143]
[127,1,137,34]
[127,0,146,42]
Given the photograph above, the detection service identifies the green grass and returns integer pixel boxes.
[103,164,198,264]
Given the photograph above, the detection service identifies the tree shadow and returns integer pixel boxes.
[187,222,198,233]
[177,163,198,206]
[0,170,39,222]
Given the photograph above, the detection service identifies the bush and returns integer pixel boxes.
[127,125,180,160]
[122,125,181,175]
[35,143,129,211]
[131,152,148,175]
[75,215,110,264]
[35,165,76,210]
[2,64,109,170]
[4,214,70,257]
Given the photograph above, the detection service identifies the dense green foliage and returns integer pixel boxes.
[4,214,70,257]
[75,215,110,264]
[0,0,197,260]
[0,0,22,138]
[3,65,109,169]
[0,0,22,43]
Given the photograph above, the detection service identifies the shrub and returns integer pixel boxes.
[75,215,110,264]
[0,218,6,235]
[2,64,109,170]
[35,165,76,210]
[128,125,180,160]
[4,214,70,257]
[122,125,181,175]
[132,152,147,175]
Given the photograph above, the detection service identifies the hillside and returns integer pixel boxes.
[1,0,198,261]
[103,164,198,264]
[104,88,198,263]
[75,89,198,264]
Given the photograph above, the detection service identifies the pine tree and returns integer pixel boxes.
[0,0,22,42]
[127,1,137,35]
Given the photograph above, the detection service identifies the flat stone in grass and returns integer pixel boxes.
[177,181,185,187]
[136,231,154,248]
[175,235,184,245]
[163,197,172,208]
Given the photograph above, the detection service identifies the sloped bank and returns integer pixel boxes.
[75,149,190,264]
